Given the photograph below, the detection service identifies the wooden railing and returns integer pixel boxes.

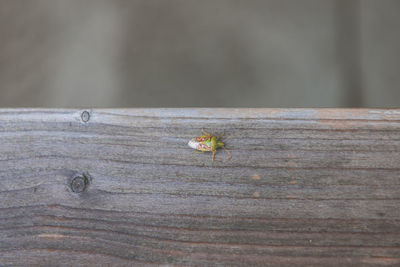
[1,108,400,265]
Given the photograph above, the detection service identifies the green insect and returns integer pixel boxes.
[188,129,231,162]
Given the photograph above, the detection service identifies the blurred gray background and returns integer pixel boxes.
[0,0,399,108]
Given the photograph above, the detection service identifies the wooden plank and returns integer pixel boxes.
[1,108,400,266]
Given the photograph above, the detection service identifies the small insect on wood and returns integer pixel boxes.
[188,129,231,162]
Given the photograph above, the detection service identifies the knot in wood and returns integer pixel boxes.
[71,175,88,193]
[81,111,90,122]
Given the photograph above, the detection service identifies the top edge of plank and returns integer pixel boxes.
[1,108,400,120]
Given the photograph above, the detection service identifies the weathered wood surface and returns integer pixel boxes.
[1,108,400,266]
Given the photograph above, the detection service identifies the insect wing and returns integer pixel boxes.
[196,134,212,142]
[188,138,212,151]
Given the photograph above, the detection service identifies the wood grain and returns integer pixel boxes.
[1,108,400,266]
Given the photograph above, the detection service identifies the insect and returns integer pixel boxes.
[188,129,231,162]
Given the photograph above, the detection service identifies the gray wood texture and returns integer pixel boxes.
[1,108,400,266]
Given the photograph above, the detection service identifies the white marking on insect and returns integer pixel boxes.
[188,138,199,150]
